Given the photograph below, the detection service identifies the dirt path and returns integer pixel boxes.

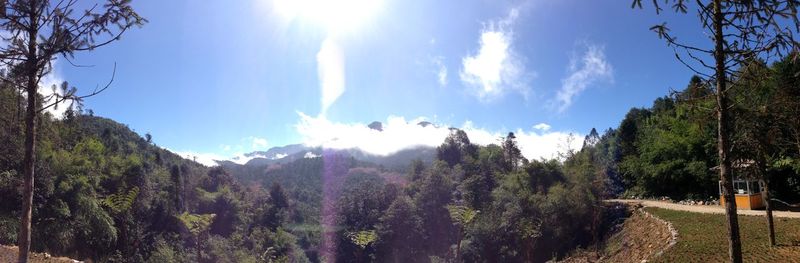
[608,199,800,218]
[0,245,79,263]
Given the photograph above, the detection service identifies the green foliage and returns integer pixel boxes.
[446,205,478,227]
[177,212,216,236]
[103,186,139,214]
[146,239,185,263]
[346,230,377,249]
[0,89,308,262]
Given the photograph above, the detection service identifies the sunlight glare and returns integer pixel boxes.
[273,0,383,34]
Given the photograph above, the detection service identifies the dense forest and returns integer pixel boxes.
[613,56,800,202]
[0,81,620,262]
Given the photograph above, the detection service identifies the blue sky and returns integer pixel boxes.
[46,0,709,164]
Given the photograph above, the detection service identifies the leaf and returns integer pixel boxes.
[346,230,377,249]
[176,212,216,236]
[103,186,139,214]
[446,205,478,227]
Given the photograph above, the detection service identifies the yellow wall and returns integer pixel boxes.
[719,194,764,210]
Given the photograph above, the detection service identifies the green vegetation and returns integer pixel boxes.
[0,77,619,262]
[608,55,800,202]
[647,208,800,262]
[0,87,310,262]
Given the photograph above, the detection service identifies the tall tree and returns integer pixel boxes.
[633,1,800,261]
[501,132,523,173]
[730,59,778,246]
[437,129,478,168]
[0,1,145,261]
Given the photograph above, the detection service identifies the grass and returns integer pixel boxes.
[646,207,800,263]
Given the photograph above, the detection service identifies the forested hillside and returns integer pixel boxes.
[604,55,800,202]
[0,87,310,262]
[1,84,624,262]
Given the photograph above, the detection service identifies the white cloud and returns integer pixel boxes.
[556,44,613,113]
[317,38,346,116]
[515,129,582,161]
[295,112,449,156]
[172,150,225,167]
[220,144,232,152]
[229,153,267,165]
[304,152,320,158]
[173,135,272,166]
[533,123,551,131]
[460,8,529,101]
[250,137,269,149]
[431,56,448,87]
[38,60,75,119]
[294,112,583,161]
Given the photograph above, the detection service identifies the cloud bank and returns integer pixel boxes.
[460,8,529,101]
[172,150,227,167]
[556,44,613,113]
[295,112,583,161]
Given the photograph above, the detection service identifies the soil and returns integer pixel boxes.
[559,205,674,263]
[0,245,79,263]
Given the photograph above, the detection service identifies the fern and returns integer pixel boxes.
[103,186,139,214]
[346,230,377,248]
[177,212,216,236]
[446,205,478,227]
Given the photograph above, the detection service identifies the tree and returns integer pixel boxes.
[437,129,477,168]
[177,212,216,262]
[413,161,457,256]
[501,132,523,173]
[376,196,423,262]
[171,164,185,213]
[265,182,289,230]
[0,1,145,261]
[633,1,800,261]
[446,205,477,262]
[345,230,377,263]
[730,60,778,246]
[582,128,600,149]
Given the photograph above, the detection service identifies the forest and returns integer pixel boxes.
[1,83,612,262]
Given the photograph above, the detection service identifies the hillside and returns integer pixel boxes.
[559,204,676,263]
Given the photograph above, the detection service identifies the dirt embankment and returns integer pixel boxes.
[0,245,80,263]
[559,205,676,263]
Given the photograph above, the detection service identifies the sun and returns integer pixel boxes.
[273,0,384,34]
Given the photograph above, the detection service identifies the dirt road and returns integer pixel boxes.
[608,199,800,219]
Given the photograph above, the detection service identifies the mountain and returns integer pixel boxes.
[217,120,439,171]
[220,144,435,172]
[220,144,312,166]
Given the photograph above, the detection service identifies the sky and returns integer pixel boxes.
[45,0,711,165]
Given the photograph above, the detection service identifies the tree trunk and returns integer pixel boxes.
[17,3,39,262]
[17,77,36,263]
[761,179,776,246]
[713,1,743,262]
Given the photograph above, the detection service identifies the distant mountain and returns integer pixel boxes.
[219,144,436,172]
[368,121,383,131]
[217,120,440,170]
